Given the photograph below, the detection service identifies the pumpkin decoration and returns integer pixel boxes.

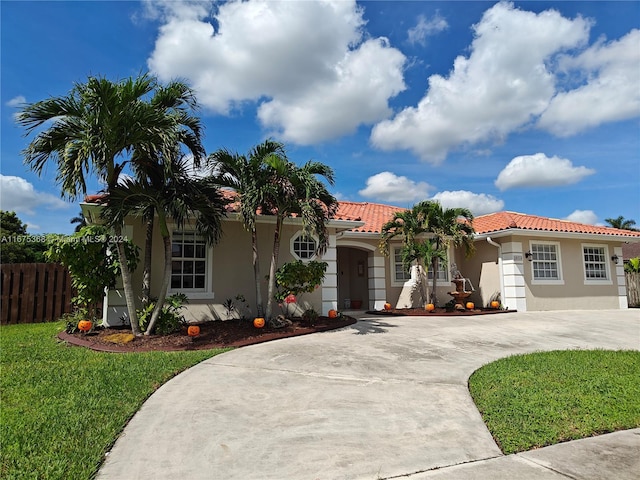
[491,300,500,309]
[253,317,266,328]
[78,320,93,333]
[383,302,392,311]
[328,309,338,318]
[466,302,475,310]
[426,303,435,312]
[187,325,200,337]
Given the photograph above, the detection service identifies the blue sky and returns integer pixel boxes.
[1,0,639,235]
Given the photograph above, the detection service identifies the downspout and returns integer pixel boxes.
[486,237,505,306]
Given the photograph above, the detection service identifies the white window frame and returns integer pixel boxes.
[529,241,564,285]
[581,243,612,285]
[390,245,412,286]
[290,231,318,262]
[168,231,214,299]
[426,250,450,286]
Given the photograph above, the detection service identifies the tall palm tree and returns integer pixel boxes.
[419,201,475,305]
[17,74,199,335]
[102,154,227,335]
[207,140,285,317]
[380,205,441,305]
[262,156,338,319]
[70,211,87,233]
[605,216,637,231]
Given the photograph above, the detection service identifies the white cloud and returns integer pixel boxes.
[565,209,598,225]
[371,1,591,163]
[0,175,70,215]
[407,13,448,45]
[431,190,504,215]
[6,95,26,107]
[494,153,595,191]
[538,29,640,136]
[147,0,406,144]
[359,171,432,204]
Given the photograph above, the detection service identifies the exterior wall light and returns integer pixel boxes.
[524,251,533,261]
[611,254,619,264]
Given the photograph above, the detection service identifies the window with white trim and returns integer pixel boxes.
[171,232,207,290]
[427,257,448,282]
[392,246,411,283]
[291,232,317,260]
[530,242,563,283]
[582,244,610,282]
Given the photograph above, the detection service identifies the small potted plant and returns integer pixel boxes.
[302,308,319,326]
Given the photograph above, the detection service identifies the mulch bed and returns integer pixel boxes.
[58,316,357,353]
[368,308,516,316]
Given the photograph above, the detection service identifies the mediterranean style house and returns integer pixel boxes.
[81,196,640,326]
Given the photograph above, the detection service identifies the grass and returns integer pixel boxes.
[0,321,229,480]
[468,349,640,454]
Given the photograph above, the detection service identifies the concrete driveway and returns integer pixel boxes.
[97,310,639,480]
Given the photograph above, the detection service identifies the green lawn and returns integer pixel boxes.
[468,349,640,454]
[0,321,229,480]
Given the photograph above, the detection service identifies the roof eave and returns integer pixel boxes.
[474,228,640,242]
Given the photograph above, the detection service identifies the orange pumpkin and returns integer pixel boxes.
[187,325,200,337]
[383,302,392,311]
[328,309,338,318]
[466,302,475,310]
[253,317,265,328]
[490,300,500,309]
[426,303,435,312]
[78,320,92,332]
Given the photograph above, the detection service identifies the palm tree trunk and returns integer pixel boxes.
[114,223,141,336]
[251,228,264,317]
[141,215,154,307]
[265,216,283,319]
[145,215,172,335]
[431,257,438,306]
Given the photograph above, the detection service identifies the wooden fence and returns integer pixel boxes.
[626,272,640,307]
[1,263,77,324]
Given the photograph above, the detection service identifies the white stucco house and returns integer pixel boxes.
[81,195,640,326]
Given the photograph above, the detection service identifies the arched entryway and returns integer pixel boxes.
[337,246,369,310]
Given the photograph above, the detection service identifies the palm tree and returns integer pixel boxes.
[380,205,441,305]
[605,216,637,231]
[262,155,338,319]
[419,201,475,305]
[102,154,227,335]
[207,140,285,317]
[17,74,198,335]
[70,211,87,233]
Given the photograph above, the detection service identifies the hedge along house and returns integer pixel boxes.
[81,195,640,326]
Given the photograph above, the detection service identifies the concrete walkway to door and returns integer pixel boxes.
[96,310,640,480]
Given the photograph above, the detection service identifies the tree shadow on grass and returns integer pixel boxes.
[347,319,399,335]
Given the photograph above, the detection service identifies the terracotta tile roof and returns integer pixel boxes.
[335,201,404,233]
[473,211,640,238]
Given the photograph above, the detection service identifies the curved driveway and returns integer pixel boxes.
[97,310,639,480]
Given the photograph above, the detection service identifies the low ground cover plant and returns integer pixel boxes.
[0,322,228,479]
[469,349,640,454]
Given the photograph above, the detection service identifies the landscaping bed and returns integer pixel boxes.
[59,315,357,352]
[368,307,516,316]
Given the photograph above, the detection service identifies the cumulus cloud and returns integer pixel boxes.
[147,0,406,144]
[407,13,448,45]
[0,175,69,215]
[538,29,640,136]
[359,171,432,204]
[431,190,504,215]
[565,209,598,225]
[371,1,591,163]
[6,95,26,107]
[494,153,595,191]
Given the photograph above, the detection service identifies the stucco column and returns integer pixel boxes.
[321,233,338,315]
[614,246,628,309]
[368,253,387,310]
[501,241,527,312]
